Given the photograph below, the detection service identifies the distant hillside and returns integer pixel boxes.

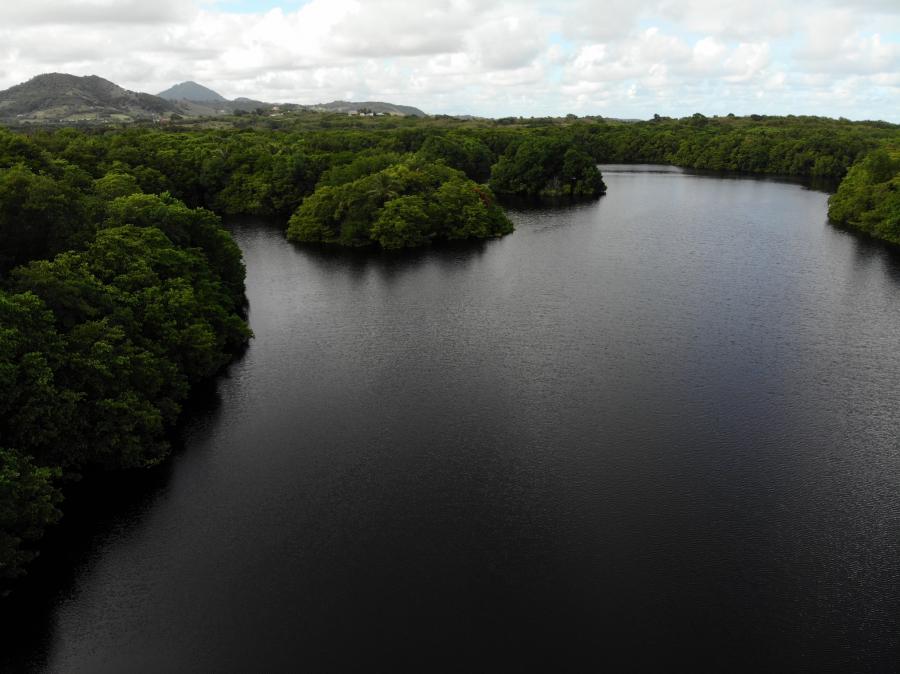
[231,97,277,112]
[310,100,427,117]
[158,81,226,103]
[0,73,179,123]
[0,73,429,124]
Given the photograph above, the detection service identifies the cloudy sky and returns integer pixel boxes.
[0,0,898,120]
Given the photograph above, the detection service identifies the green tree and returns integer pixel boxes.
[490,136,605,198]
[371,195,432,248]
[417,134,494,182]
[0,290,72,457]
[0,165,91,272]
[93,171,142,201]
[288,159,513,249]
[0,448,62,582]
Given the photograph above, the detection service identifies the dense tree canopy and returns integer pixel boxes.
[828,148,900,244]
[0,129,251,583]
[490,136,606,198]
[0,164,92,272]
[0,447,61,581]
[287,159,512,249]
[416,133,494,182]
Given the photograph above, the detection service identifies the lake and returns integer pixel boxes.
[3,165,900,672]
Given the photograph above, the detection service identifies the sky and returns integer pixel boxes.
[0,0,898,121]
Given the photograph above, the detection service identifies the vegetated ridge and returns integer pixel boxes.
[0,73,179,123]
[308,100,427,117]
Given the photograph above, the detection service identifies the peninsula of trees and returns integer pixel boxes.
[1,109,898,586]
[827,147,900,243]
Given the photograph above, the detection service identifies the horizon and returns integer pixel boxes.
[8,71,900,125]
[1,1,899,123]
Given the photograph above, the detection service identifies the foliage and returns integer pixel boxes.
[572,115,893,179]
[0,448,62,581]
[103,192,247,307]
[93,171,142,201]
[416,133,494,182]
[8,221,249,470]
[316,151,404,187]
[0,291,71,457]
[490,136,605,198]
[828,148,900,244]
[287,159,512,249]
[0,164,92,273]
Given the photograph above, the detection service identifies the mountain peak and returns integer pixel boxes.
[158,81,226,103]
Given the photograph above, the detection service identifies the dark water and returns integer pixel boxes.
[4,165,900,673]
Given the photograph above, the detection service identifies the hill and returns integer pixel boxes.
[0,73,179,123]
[0,74,428,124]
[158,81,227,103]
[232,96,278,112]
[309,100,427,117]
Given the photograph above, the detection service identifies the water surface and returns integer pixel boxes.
[4,165,900,672]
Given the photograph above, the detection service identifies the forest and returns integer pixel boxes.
[827,146,900,243]
[1,111,898,586]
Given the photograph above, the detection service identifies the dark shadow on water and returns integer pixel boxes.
[0,359,235,673]
[831,219,900,283]
[598,163,685,174]
[682,167,838,191]
[221,213,287,231]
[497,193,604,211]
[830,218,900,252]
[599,162,840,193]
[288,236,496,284]
[0,463,175,673]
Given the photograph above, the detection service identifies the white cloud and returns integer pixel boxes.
[555,0,646,41]
[797,23,900,76]
[0,0,896,120]
[468,13,548,70]
[0,0,190,25]
[657,0,794,40]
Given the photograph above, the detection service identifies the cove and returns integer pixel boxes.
[3,165,900,673]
